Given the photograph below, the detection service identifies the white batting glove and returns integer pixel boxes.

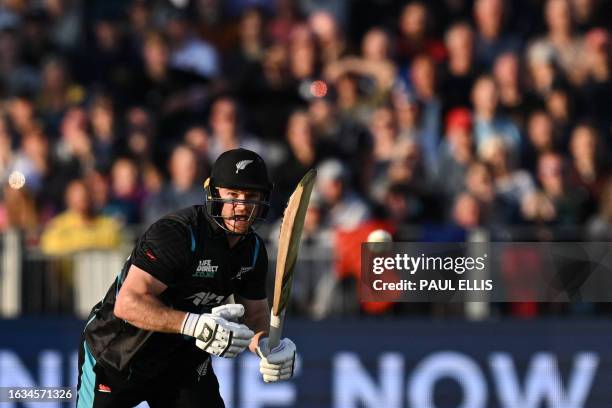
[182,304,254,358]
[256,338,297,382]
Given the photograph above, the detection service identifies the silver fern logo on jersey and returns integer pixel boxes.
[235,160,253,173]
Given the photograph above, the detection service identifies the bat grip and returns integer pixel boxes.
[267,311,284,351]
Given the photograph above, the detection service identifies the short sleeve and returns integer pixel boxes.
[235,238,268,300]
[131,220,191,285]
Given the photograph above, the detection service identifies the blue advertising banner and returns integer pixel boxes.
[0,318,611,408]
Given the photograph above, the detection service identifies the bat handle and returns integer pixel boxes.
[267,311,284,352]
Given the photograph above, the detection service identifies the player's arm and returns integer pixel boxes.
[115,264,254,357]
[115,219,254,357]
[235,295,270,353]
[114,264,185,333]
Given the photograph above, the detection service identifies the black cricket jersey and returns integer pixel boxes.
[83,205,268,379]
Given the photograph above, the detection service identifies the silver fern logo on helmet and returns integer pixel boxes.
[235,160,254,174]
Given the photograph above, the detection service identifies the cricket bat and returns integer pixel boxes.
[268,169,317,350]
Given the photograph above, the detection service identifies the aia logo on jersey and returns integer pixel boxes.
[187,291,224,307]
[193,259,219,278]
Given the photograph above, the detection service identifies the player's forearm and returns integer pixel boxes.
[114,291,185,334]
[247,310,270,353]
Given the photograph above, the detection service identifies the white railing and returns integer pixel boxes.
[1,225,596,319]
[1,229,21,317]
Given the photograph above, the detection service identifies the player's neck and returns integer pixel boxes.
[226,234,243,248]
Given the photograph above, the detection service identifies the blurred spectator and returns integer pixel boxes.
[0,121,12,177]
[526,41,559,102]
[44,0,83,52]
[85,168,110,214]
[523,109,558,172]
[144,144,204,224]
[383,181,434,224]
[130,30,208,142]
[131,31,181,113]
[478,136,535,213]
[9,124,49,194]
[386,137,426,189]
[369,105,400,174]
[20,9,56,68]
[165,10,219,79]
[568,123,609,200]
[532,0,587,85]
[440,22,480,113]
[6,93,37,139]
[586,179,612,240]
[124,106,155,163]
[307,95,373,192]
[368,106,426,200]
[207,96,265,161]
[105,157,144,225]
[571,0,600,33]
[272,110,317,213]
[330,27,396,92]
[308,10,346,64]
[452,191,483,229]
[126,0,152,51]
[409,54,442,176]
[493,51,535,128]
[142,162,163,197]
[0,27,40,95]
[473,0,521,69]
[527,152,590,225]
[464,160,515,224]
[332,71,370,125]
[267,0,301,44]
[580,28,612,133]
[396,1,446,65]
[521,190,558,224]
[183,124,212,180]
[89,95,120,171]
[0,184,38,238]
[76,14,134,95]
[287,23,320,98]
[37,57,85,128]
[436,107,475,199]
[53,106,94,175]
[392,86,422,141]
[239,43,301,142]
[223,7,267,92]
[40,178,121,255]
[471,75,521,157]
[315,159,370,230]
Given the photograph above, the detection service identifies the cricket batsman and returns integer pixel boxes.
[76,148,297,407]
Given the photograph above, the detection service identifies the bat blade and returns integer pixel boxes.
[268,169,316,348]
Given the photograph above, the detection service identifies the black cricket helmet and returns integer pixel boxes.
[204,148,272,234]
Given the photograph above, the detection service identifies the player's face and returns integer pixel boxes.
[217,187,263,233]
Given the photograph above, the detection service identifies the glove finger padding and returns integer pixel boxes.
[260,365,294,376]
[211,304,245,321]
[256,338,297,382]
[225,322,255,341]
[260,359,294,370]
[185,312,254,358]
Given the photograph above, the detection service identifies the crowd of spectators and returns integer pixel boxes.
[1,0,612,314]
